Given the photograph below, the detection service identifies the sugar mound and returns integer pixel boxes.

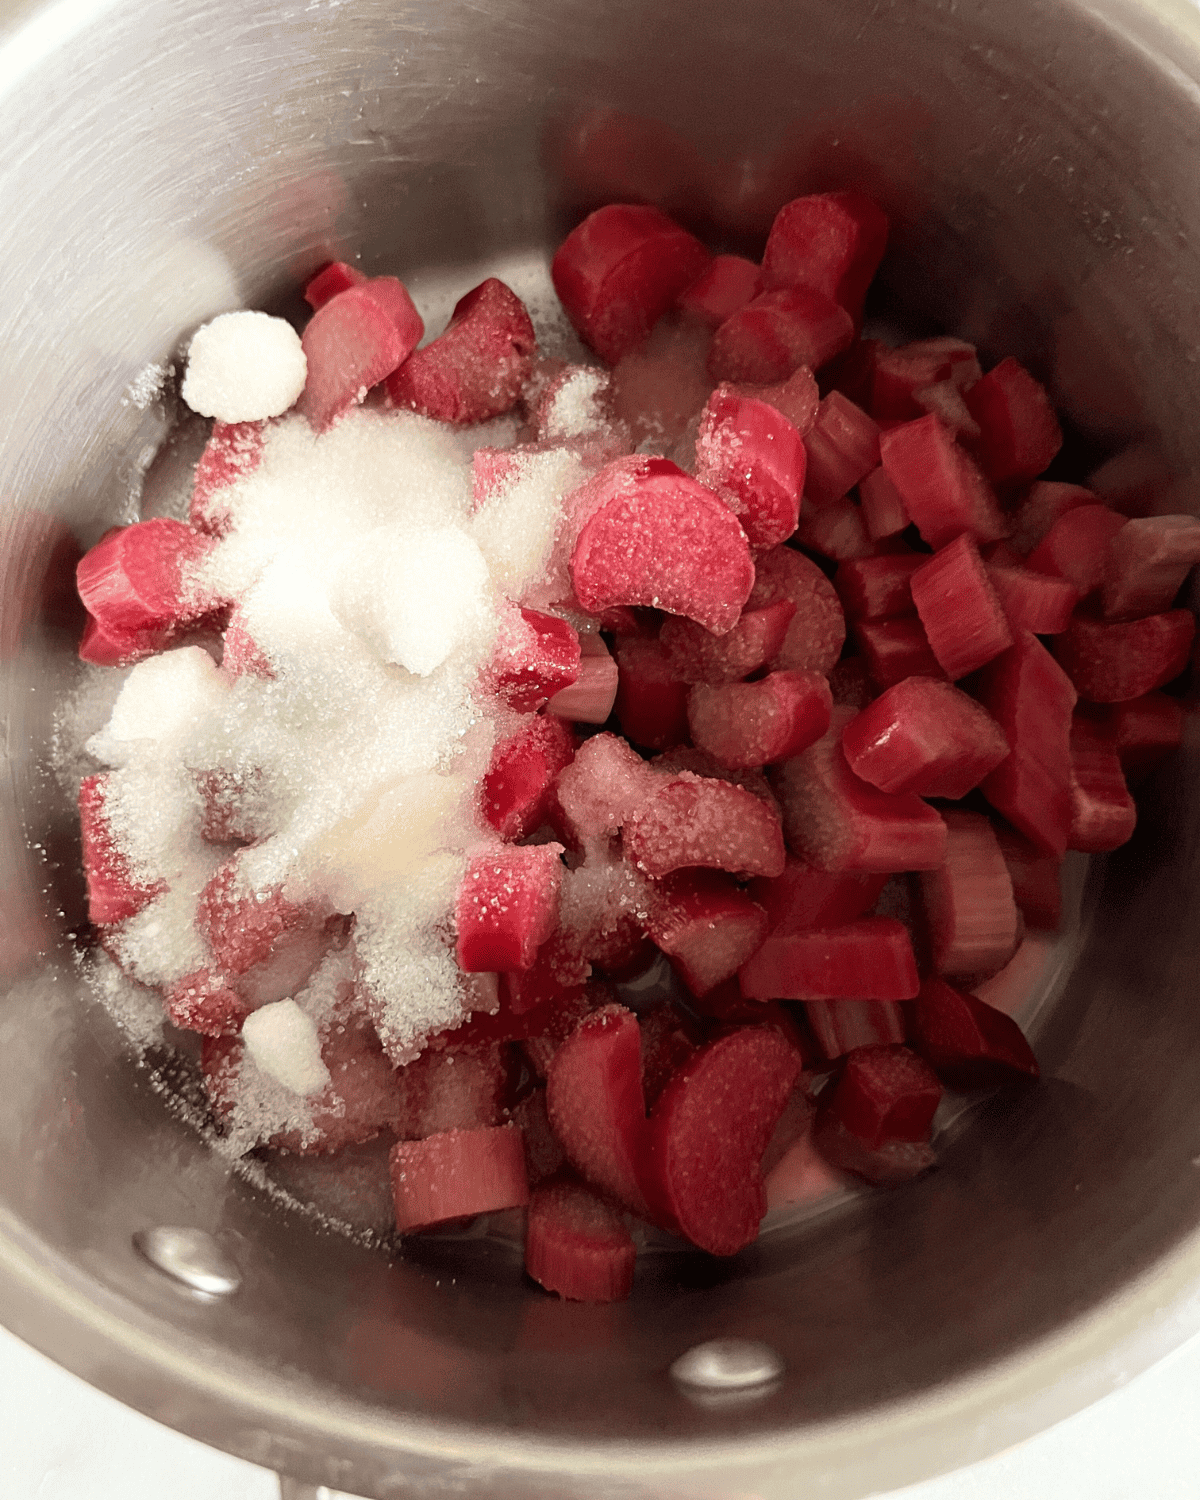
[472,446,583,602]
[182,311,307,423]
[243,999,330,1095]
[87,646,229,766]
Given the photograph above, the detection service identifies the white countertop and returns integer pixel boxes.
[5,1318,1200,1500]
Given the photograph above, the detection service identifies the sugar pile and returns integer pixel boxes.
[181,311,308,423]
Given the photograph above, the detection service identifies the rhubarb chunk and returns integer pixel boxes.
[987,564,1078,636]
[643,869,769,996]
[853,617,944,688]
[858,465,910,541]
[747,545,847,675]
[1102,515,1200,620]
[879,415,1007,549]
[390,1126,530,1233]
[78,772,164,925]
[912,977,1039,1088]
[482,716,576,841]
[739,916,919,1001]
[687,670,832,770]
[804,1000,905,1061]
[547,634,619,724]
[920,810,1019,978]
[803,393,881,509]
[660,601,795,685]
[841,677,1009,799]
[1027,504,1126,597]
[1052,610,1195,703]
[910,534,1013,679]
[760,191,889,321]
[624,775,786,879]
[749,859,888,935]
[298,286,411,431]
[1068,719,1137,853]
[835,555,923,622]
[525,1176,637,1302]
[77,519,218,665]
[694,386,806,548]
[614,637,691,749]
[814,1044,942,1184]
[677,254,761,328]
[962,356,1062,484]
[486,607,581,711]
[455,845,564,972]
[708,288,855,384]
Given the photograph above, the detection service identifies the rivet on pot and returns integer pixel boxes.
[669,1338,784,1394]
[132,1226,241,1299]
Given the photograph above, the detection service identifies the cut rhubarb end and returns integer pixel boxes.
[920,809,1019,979]
[677,254,761,329]
[823,1043,942,1152]
[623,774,786,880]
[525,1176,637,1302]
[190,420,265,536]
[297,286,410,431]
[303,260,367,309]
[1102,514,1200,621]
[196,856,323,978]
[1053,609,1195,703]
[987,564,1079,636]
[1010,481,1096,556]
[841,677,1010,800]
[749,859,888,936]
[644,869,769,996]
[858,465,911,541]
[694,386,806,549]
[995,824,1063,930]
[976,632,1078,857]
[912,976,1039,1089]
[739,916,918,1002]
[547,634,619,724]
[1068,719,1137,853]
[804,999,906,1062]
[392,1042,512,1140]
[1027,504,1127,597]
[569,456,754,635]
[553,730,663,847]
[647,1027,804,1255]
[794,495,874,563]
[660,600,795,685]
[482,715,577,842]
[853,617,945,689]
[911,534,1013,680]
[614,637,691,750]
[639,1002,702,1110]
[869,337,982,422]
[455,845,565,972]
[79,772,164,926]
[803,392,881,509]
[760,191,889,322]
[165,968,252,1038]
[708,287,855,385]
[962,356,1063,484]
[879,414,1007,550]
[486,607,582,712]
[76,518,219,654]
[390,1125,530,1233]
[386,277,537,425]
[733,366,821,436]
[747,544,847,675]
[835,554,923,622]
[1079,692,1185,783]
[687,670,832,771]
[551,204,711,364]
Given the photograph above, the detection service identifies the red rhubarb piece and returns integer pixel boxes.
[643,869,769,996]
[190,420,264,536]
[920,809,1019,978]
[975,633,1077,856]
[359,275,424,349]
[858,465,910,541]
[390,1125,530,1233]
[879,415,1007,549]
[606,315,712,450]
[1102,515,1200,620]
[164,968,251,1037]
[386,277,537,425]
[78,772,164,925]
[196,856,322,978]
[749,859,887,936]
[804,1000,905,1061]
[613,637,691,750]
[553,731,663,846]
[911,534,1013,679]
[912,380,980,440]
[482,715,577,841]
[835,555,923,621]
[803,393,881,508]
[1053,609,1195,702]
[297,286,411,431]
[551,204,711,364]
[853,617,944,688]
[647,1027,804,1254]
[1026,504,1127,596]
[677,254,760,328]
[962,356,1063,483]
[456,845,564,972]
[639,1002,701,1108]
[694,386,806,548]
[520,984,609,1078]
[814,1044,941,1184]
[569,456,754,634]
[1009,481,1095,555]
[546,1004,652,1217]
[841,676,1009,799]
[303,260,366,309]
[747,545,847,674]
[499,926,589,1017]
[486,606,582,712]
[77,519,218,665]
[774,706,948,873]
[1068,719,1137,853]
[739,916,918,1001]
[221,608,273,679]
[623,775,786,879]
[760,191,889,321]
[987,564,1079,636]
[525,1176,637,1302]
[995,825,1062,929]
[392,1042,512,1139]
[912,977,1039,1089]
[547,633,619,724]
[197,766,267,846]
[708,288,854,384]
[688,670,832,770]
[733,366,820,435]
[870,338,981,421]
[795,496,874,562]
[660,600,795,685]
[1080,692,1185,783]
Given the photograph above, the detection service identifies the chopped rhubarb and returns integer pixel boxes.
[520,984,609,1078]
[803,393,881,508]
[646,1027,803,1254]
[912,379,980,439]
[487,607,582,711]
[814,1044,941,1184]
[77,519,218,665]
[303,260,366,309]
[694,385,806,548]
[198,766,267,846]
[962,356,1063,484]
[569,456,754,634]
[660,600,795,684]
[995,824,1062,929]
[643,869,769,996]
[546,1004,652,1217]
[78,773,163,925]
[1068,719,1137,853]
[455,845,564,972]
[760,191,889,322]
[841,677,1008,798]
[975,633,1077,856]
[853,617,944,687]
[708,288,855,384]
[1053,609,1195,702]
[1102,515,1200,620]
[550,204,711,364]
[920,809,1019,978]
[1026,504,1127,597]
[500,927,589,1016]
[688,670,832,770]
[870,338,981,421]
[987,564,1079,635]
[912,977,1039,1088]
[553,730,663,846]
[749,859,888,936]
[1009,481,1095,555]
[733,366,820,435]
[794,495,874,562]
[165,968,251,1037]
[638,1002,701,1108]
[190,420,264,536]
[358,275,425,349]
[775,706,948,872]
[196,857,322,977]
[858,465,910,541]
[221,609,273,679]
[297,286,411,431]
[547,633,619,724]
[677,254,760,328]
[614,637,691,750]
[482,715,577,841]
[835,555,922,621]
[392,1042,512,1139]
[910,534,1013,679]
[390,1125,530,1233]
[747,544,847,674]
[805,999,906,1061]
[386,278,537,425]
[623,774,786,879]
[739,916,918,1001]
[878,415,1007,549]
[1079,692,1185,782]
[525,1176,637,1302]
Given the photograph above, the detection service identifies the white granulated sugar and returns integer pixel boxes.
[541,368,610,440]
[472,446,584,602]
[85,951,165,1049]
[243,999,331,1095]
[182,311,307,423]
[87,646,230,767]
